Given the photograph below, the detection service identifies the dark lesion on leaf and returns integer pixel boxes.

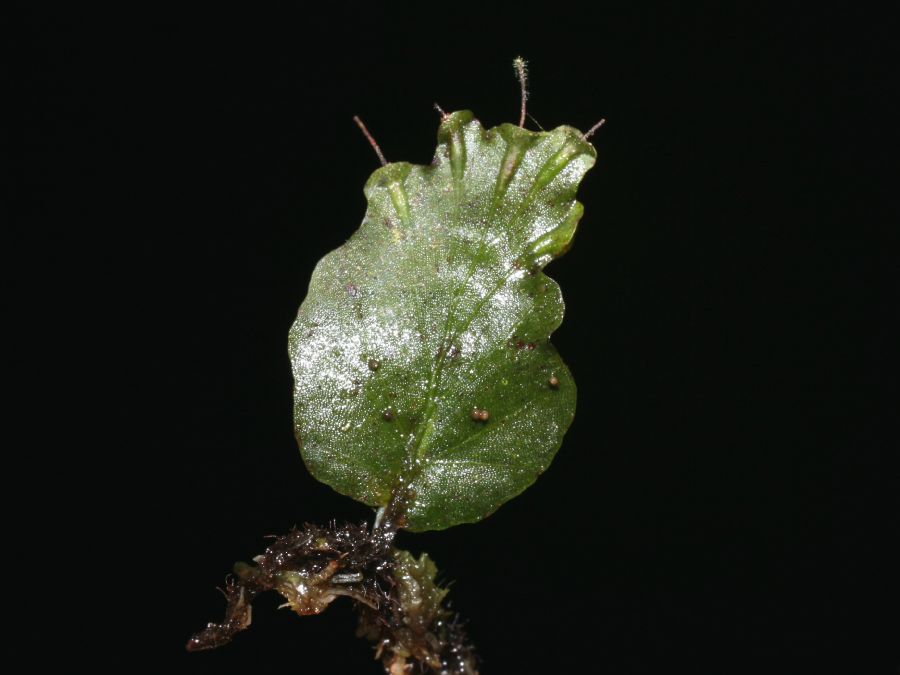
[470,408,490,422]
[187,521,479,674]
[508,336,537,351]
[435,340,462,362]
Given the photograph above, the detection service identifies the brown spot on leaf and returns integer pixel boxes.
[382,409,395,422]
[509,337,536,351]
[470,408,490,422]
[368,359,381,371]
[548,374,560,389]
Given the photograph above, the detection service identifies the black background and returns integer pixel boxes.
[10,4,896,673]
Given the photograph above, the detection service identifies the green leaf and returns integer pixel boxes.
[289,111,596,530]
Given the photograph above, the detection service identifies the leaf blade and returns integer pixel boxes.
[289,111,596,530]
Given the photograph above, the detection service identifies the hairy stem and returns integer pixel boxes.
[187,521,478,675]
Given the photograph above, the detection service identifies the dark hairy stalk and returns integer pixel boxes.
[186,520,478,675]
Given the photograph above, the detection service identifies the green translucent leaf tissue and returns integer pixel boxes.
[289,110,596,531]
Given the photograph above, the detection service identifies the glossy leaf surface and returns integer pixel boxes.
[289,111,596,530]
